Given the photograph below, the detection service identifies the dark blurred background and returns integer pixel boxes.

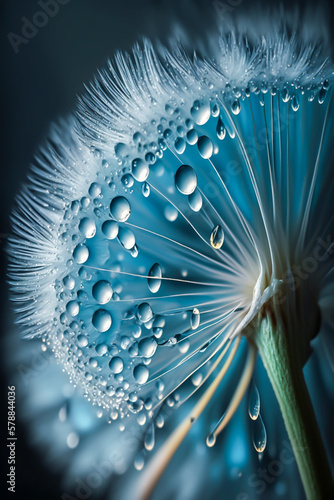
[1,1,333,499]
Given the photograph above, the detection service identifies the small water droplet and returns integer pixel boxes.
[175,165,197,195]
[186,128,198,145]
[73,244,89,264]
[132,158,149,182]
[144,423,155,451]
[191,308,200,329]
[252,414,267,452]
[102,220,118,239]
[133,364,149,384]
[210,225,224,249]
[231,99,241,115]
[206,433,216,448]
[139,336,158,358]
[174,137,186,154]
[216,117,226,140]
[92,280,113,304]
[118,227,136,250]
[188,189,203,212]
[164,205,178,221]
[148,263,162,293]
[77,334,88,347]
[248,381,260,420]
[318,88,327,104]
[110,196,131,222]
[136,302,153,323]
[197,136,213,159]
[291,95,299,112]
[79,217,96,238]
[142,182,150,197]
[92,309,112,332]
[109,356,124,374]
[190,100,211,125]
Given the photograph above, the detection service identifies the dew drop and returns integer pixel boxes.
[197,135,213,159]
[282,88,290,102]
[121,174,134,187]
[79,217,96,238]
[77,334,88,347]
[144,423,155,451]
[132,158,149,182]
[291,95,299,112]
[318,88,327,104]
[73,244,89,264]
[212,103,220,117]
[63,275,75,290]
[89,182,101,198]
[175,165,197,195]
[231,99,241,115]
[67,432,79,449]
[110,196,131,222]
[190,100,211,125]
[95,343,108,356]
[191,308,200,329]
[136,302,153,323]
[66,300,79,317]
[252,414,267,453]
[134,452,145,471]
[216,117,226,140]
[142,182,150,197]
[174,137,186,154]
[109,356,124,374]
[92,309,112,332]
[188,189,202,212]
[139,337,158,358]
[248,381,260,420]
[186,128,198,145]
[133,364,149,384]
[210,225,224,249]
[148,263,162,293]
[102,220,118,239]
[118,227,136,250]
[92,280,113,304]
[164,205,178,221]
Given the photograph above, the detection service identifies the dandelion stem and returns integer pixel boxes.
[254,313,333,500]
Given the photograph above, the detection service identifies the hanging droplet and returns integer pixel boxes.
[148,263,162,293]
[318,88,327,104]
[291,95,299,112]
[231,99,241,115]
[110,196,131,222]
[282,88,290,102]
[175,165,197,195]
[164,205,178,221]
[206,433,216,448]
[197,135,213,159]
[188,189,203,212]
[136,302,153,323]
[134,451,145,471]
[252,414,267,453]
[144,423,155,451]
[216,117,226,140]
[142,182,150,197]
[248,380,260,420]
[210,225,224,249]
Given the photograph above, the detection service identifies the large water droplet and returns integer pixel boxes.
[190,100,211,125]
[144,423,155,451]
[139,337,158,357]
[133,364,149,384]
[252,414,267,452]
[248,381,260,420]
[102,220,118,239]
[197,136,213,159]
[79,217,96,238]
[92,280,113,304]
[210,225,224,249]
[109,356,124,374]
[73,244,89,264]
[136,302,153,323]
[148,263,162,293]
[188,189,202,212]
[92,309,112,332]
[132,158,149,182]
[175,165,197,195]
[118,227,136,250]
[66,300,79,317]
[110,196,131,222]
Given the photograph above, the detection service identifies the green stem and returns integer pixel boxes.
[254,313,333,500]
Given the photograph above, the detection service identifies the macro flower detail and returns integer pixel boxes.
[8,13,334,500]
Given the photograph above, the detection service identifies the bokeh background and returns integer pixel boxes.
[1,1,334,499]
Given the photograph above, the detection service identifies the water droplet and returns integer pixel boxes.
[102,220,118,239]
[212,103,220,117]
[95,343,108,356]
[206,433,216,448]
[186,128,198,145]
[164,205,178,221]
[210,225,224,249]
[134,452,145,471]
[66,300,79,317]
[190,100,211,125]
[92,280,113,304]
[248,381,260,420]
[291,95,299,112]
[188,189,202,212]
[144,423,155,451]
[282,88,290,102]
[148,263,162,293]
[118,227,136,250]
[231,99,241,115]
[92,309,112,332]
[175,165,197,195]
[142,182,150,197]
[197,136,213,159]
[139,337,158,357]
[77,334,88,347]
[191,308,200,329]
[136,303,153,323]
[115,142,128,158]
[121,174,134,187]
[132,158,149,182]
[63,275,75,290]
[133,364,149,384]
[191,371,203,386]
[174,137,186,154]
[110,196,131,222]
[79,217,96,238]
[216,117,226,140]
[89,182,101,198]
[73,244,89,264]
[318,88,327,104]
[252,414,267,452]
[67,432,79,449]
[109,356,124,374]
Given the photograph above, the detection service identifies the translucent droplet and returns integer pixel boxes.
[186,128,198,145]
[134,452,145,471]
[210,225,224,249]
[174,137,186,154]
[252,414,267,452]
[110,196,131,222]
[191,308,200,329]
[132,158,149,182]
[67,432,79,449]
[206,433,216,448]
[142,182,150,197]
[89,182,101,198]
[197,136,213,159]
[121,174,134,187]
[191,371,203,386]
[188,189,202,212]
[282,88,290,102]
[175,165,197,195]
[291,95,299,112]
[164,205,178,221]
[73,244,89,264]
[136,302,153,323]
[63,275,75,290]
[95,343,108,356]
[92,309,112,332]
[66,300,79,317]
[144,423,155,451]
[77,334,88,347]
[148,263,162,293]
[190,100,211,125]
[248,381,260,420]
[115,142,128,158]
[139,337,158,357]
[92,280,113,304]
[109,356,124,374]
[133,364,149,384]
[118,227,136,250]
[216,117,226,140]
[102,220,118,239]
[231,99,241,115]
[212,103,220,117]
[318,88,327,104]
[79,217,96,238]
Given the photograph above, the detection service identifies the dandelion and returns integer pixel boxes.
[8,9,334,500]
